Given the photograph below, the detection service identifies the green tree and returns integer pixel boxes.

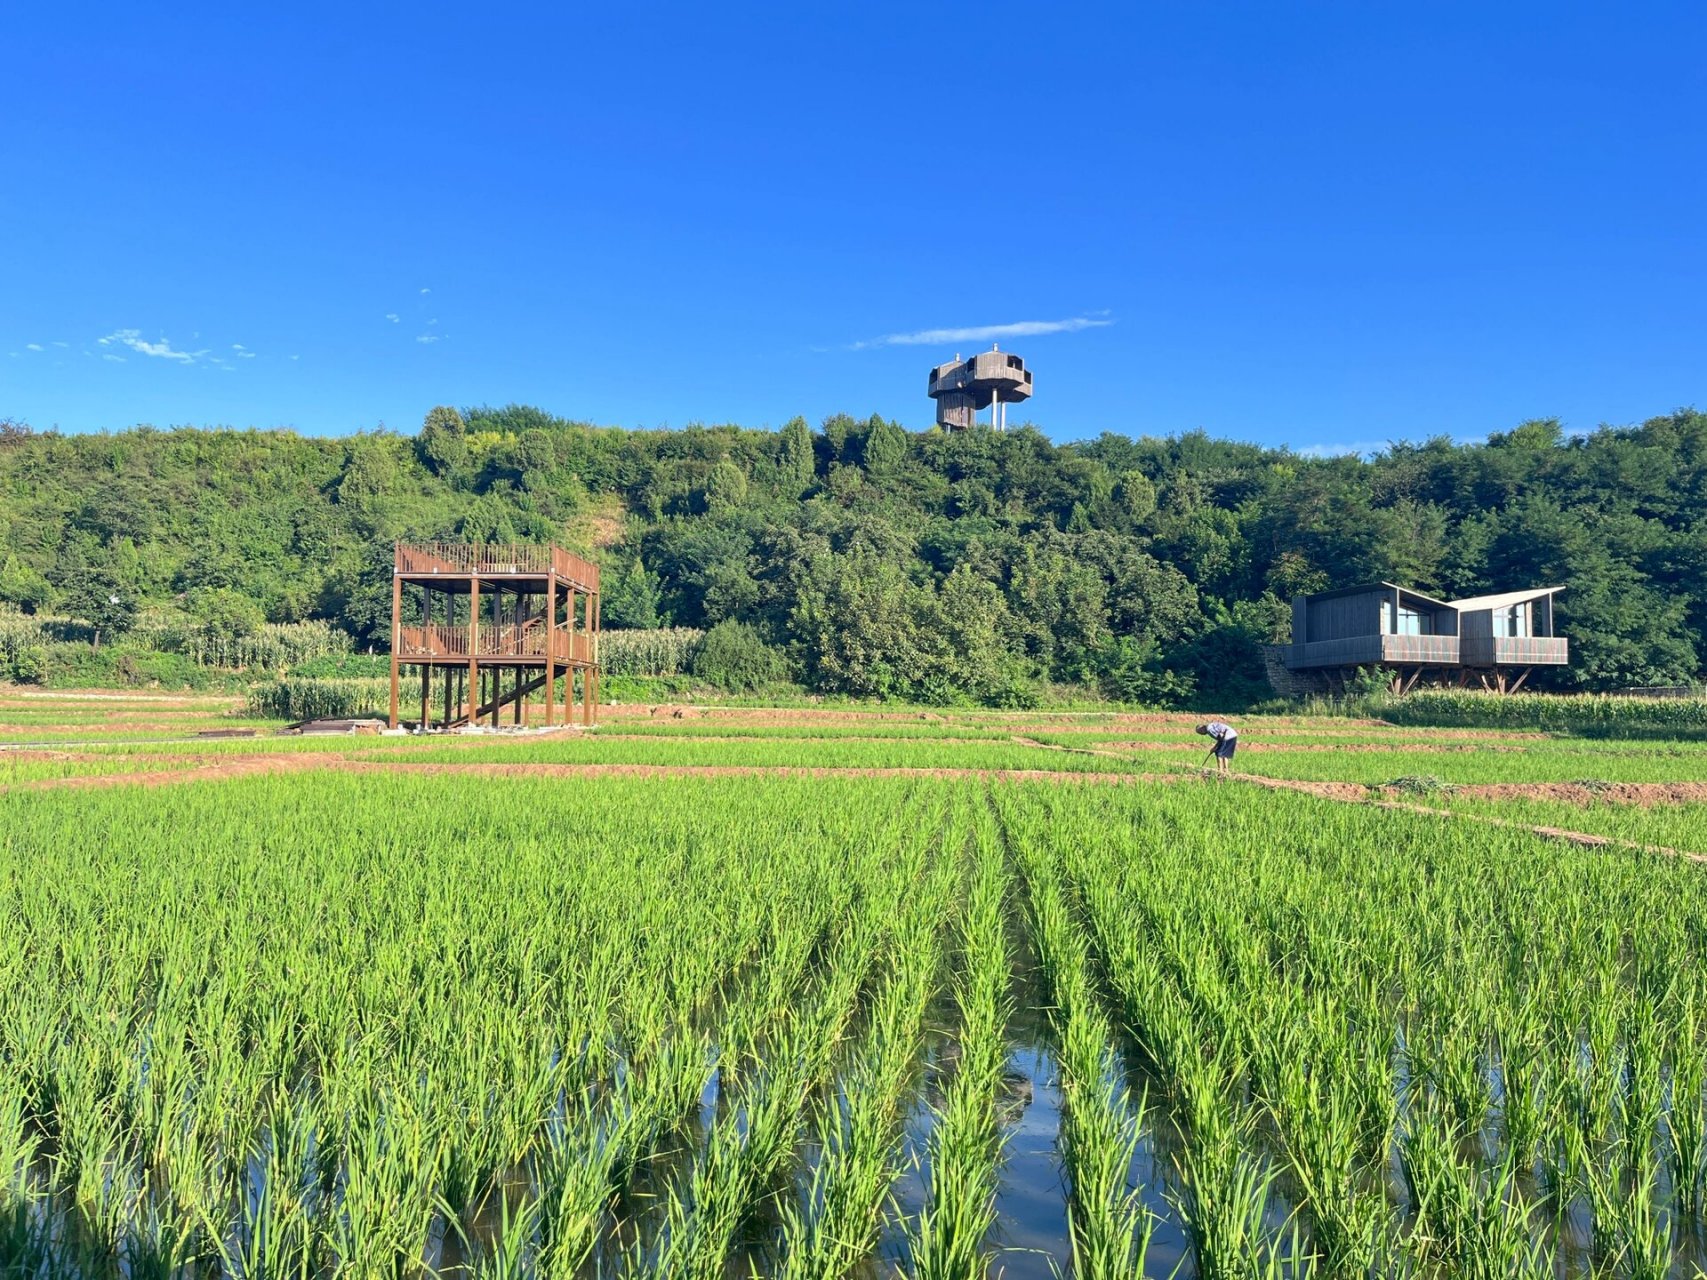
[417,405,468,479]
[0,555,51,613]
[58,566,137,649]
[604,558,663,630]
[776,417,815,493]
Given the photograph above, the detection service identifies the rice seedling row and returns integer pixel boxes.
[6,744,1707,1276]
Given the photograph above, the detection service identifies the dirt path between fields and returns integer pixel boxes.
[1221,771,1707,864]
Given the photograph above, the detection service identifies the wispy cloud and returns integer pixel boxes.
[1296,441,1389,459]
[850,314,1112,350]
[97,329,208,364]
[102,353,125,363]
[416,334,441,344]
[385,313,400,323]
[24,343,42,352]
[419,287,431,295]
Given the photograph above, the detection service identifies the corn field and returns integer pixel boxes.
[135,618,352,671]
[1384,689,1707,734]
[2,751,1706,1277]
[245,676,393,720]
[598,627,705,677]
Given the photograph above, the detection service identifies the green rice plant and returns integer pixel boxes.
[1669,995,1707,1216]
[906,806,1012,1280]
[647,918,883,1279]
[1400,1102,1551,1279]
[775,838,950,1279]
[1014,828,1156,1279]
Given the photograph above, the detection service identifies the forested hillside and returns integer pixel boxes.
[1,405,1702,704]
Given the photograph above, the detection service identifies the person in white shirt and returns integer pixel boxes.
[1196,720,1238,777]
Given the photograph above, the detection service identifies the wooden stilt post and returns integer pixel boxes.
[468,575,481,727]
[1509,666,1533,694]
[388,553,402,729]
[543,580,555,729]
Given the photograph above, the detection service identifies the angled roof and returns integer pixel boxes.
[1304,581,1452,608]
[1447,586,1565,612]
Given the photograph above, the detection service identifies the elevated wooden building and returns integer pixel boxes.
[928,346,1033,430]
[388,543,600,730]
[1279,582,1567,693]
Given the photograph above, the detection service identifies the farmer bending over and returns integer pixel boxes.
[1196,720,1238,776]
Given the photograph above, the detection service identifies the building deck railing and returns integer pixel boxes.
[396,623,596,664]
[1462,636,1569,667]
[1287,634,1461,669]
[396,542,600,593]
[1285,633,1569,670]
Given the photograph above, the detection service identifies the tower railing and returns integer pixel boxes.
[396,542,600,592]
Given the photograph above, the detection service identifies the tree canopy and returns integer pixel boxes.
[1,404,1702,703]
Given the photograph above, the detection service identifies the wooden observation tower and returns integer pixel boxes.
[388,543,601,730]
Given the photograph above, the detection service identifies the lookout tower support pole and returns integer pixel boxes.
[388,557,402,729]
[467,576,481,725]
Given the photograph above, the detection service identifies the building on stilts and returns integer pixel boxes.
[387,542,601,730]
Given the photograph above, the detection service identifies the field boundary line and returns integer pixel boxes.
[1210,769,1707,865]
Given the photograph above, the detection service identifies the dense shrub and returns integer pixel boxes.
[691,621,788,692]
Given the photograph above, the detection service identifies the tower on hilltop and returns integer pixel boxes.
[927,345,1033,430]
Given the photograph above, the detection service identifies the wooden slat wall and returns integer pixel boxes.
[1304,590,1384,643]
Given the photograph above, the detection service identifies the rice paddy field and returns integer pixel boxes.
[5,690,1707,1277]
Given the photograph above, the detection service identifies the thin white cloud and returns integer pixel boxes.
[385,313,400,323]
[51,341,68,348]
[1296,441,1388,459]
[851,314,1112,350]
[102,353,125,363]
[289,354,300,361]
[97,329,208,364]
[232,343,246,351]
[419,287,430,295]
[416,334,441,344]
[24,343,42,352]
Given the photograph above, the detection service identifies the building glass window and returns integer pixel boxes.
[1492,603,1529,637]
[1397,605,1427,635]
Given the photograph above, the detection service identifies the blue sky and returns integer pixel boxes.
[2,3,1702,451]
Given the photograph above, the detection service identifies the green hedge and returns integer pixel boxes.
[1382,690,1707,736]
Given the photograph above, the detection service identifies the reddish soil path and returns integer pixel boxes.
[1224,771,1707,864]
